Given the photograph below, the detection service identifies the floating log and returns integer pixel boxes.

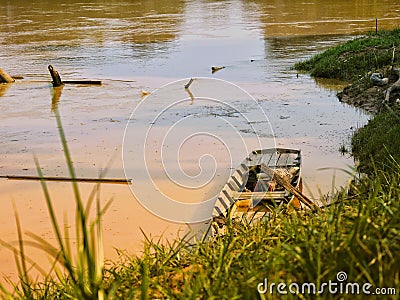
[48,65,63,87]
[48,65,102,86]
[0,68,15,83]
[11,76,24,80]
[261,164,320,211]
[63,80,102,85]
[0,175,132,185]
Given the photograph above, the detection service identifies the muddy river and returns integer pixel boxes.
[1,0,400,282]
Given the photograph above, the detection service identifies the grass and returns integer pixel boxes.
[103,169,400,299]
[295,28,400,81]
[0,109,111,299]
[352,106,400,174]
[4,161,400,298]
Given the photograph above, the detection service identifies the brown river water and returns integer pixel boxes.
[1,0,400,282]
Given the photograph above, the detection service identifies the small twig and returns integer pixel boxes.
[184,78,194,89]
[391,44,396,67]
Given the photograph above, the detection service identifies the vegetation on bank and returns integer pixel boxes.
[296,28,400,173]
[295,28,400,82]
[352,107,400,174]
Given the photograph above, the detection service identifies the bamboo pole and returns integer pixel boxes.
[260,164,320,211]
[0,175,132,185]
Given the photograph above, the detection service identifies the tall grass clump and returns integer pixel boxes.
[104,167,400,299]
[352,107,400,174]
[0,109,111,299]
[295,28,400,81]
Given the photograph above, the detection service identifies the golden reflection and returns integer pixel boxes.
[243,0,400,37]
[1,0,185,45]
[51,85,64,112]
[185,87,195,105]
[0,83,11,97]
[313,77,348,91]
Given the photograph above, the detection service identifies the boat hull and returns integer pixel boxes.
[211,148,302,231]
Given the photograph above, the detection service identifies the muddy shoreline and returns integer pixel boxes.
[337,68,400,113]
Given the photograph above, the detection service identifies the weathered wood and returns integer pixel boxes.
[0,68,15,83]
[382,68,400,110]
[63,80,102,85]
[184,78,194,89]
[211,66,225,74]
[233,191,286,200]
[0,175,132,185]
[261,164,320,211]
[48,65,63,87]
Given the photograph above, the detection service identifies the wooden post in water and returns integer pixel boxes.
[48,65,64,87]
[0,68,15,83]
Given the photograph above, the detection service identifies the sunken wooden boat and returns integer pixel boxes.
[211,148,302,232]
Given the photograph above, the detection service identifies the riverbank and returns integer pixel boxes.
[296,28,400,173]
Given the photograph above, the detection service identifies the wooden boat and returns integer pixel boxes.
[211,148,303,232]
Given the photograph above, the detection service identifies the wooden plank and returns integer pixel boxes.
[233,191,287,201]
[0,175,131,185]
[63,80,102,85]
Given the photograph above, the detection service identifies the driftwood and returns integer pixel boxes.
[63,80,102,85]
[0,175,132,184]
[184,78,194,89]
[48,65,102,86]
[260,164,320,211]
[48,65,63,87]
[211,66,225,74]
[381,68,400,110]
[0,68,15,83]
